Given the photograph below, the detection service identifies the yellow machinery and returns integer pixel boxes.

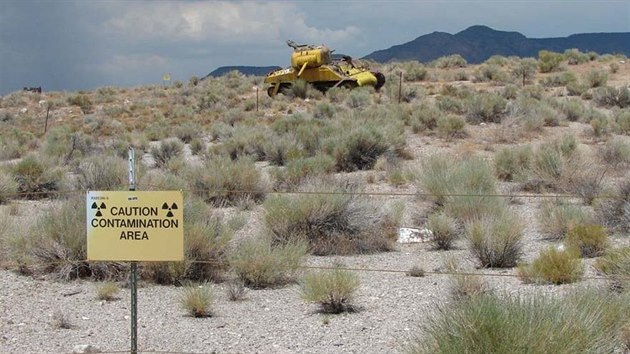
[264,40,385,97]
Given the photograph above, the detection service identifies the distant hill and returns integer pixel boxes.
[363,25,630,63]
[203,66,281,78]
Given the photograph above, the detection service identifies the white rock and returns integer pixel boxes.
[19,108,27,114]
[398,227,432,243]
[72,344,101,353]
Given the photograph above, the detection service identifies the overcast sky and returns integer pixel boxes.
[1,0,629,95]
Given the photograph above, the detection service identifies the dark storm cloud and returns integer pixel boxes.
[1,0,628,95]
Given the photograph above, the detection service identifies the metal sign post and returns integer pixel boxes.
[128,147,138,354]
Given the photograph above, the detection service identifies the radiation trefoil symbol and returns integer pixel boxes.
[162,202,178,218]
[91,202,107,217]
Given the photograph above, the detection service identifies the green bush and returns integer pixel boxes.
[559,98,586,122]
[510,58,537,85]
[262,134,302,166]
[187,157,265,207]
[593,86,630,108]
[614,109,630,135]
[217,126,270,161]
[345,88,372,108]
[494,145,532,181]
[432,54,467,69]
[11,154,65,199]
[594,247,630,290]
[180,282,214,318]
[465,92,507,124]
[409,291,630,353]
[584,69,608,88]
[538,50,564,73]
[472,65,509,84]
[313,102,335,119]
[150,139,184,169]
[538,201,592,240]
[427,212,458,250]
[564,48,591,65]
[43,127,93,161]
[75,154,126,191]
[566,224,608,258]
[599,138,630,169]
[96,281,120,301]
[12,198,125,280]
[541,72,577,87]
[410,103,441,133]
[290,79,309,99]
[436,96,464,114]
[518,247,583,284]
[436,114,466,138]
[465,211,524,268]
[595,180,630,233]
[67,94,93,114]
[189,138,205,156]
[0,171,18,204]
[174,122,202,143]
[300,266,360,314]
[566,81,588,96]
[264,179,399,255]
[402,61,428,81]
[229,236,306,288]
[322,125,391,172]
[273,154,336,189]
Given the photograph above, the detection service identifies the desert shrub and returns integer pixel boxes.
[410,103,441,133]
[566,224,608,258]
[313,102,335,119]
[325,86,350,103]
[43,127,93,161]
[614,109,630,135]
[226,280,248,301]
[217,126,270,161]
[346,88,372,108]
[436,96,464,114]
[290,79,309,99]
[494,145,532,181]
[541,71,577,87]
[418,154,496,207]
[180,282,214,317]
[566,81,588,96]
[530,144,564,186]
[593,86,630,108]
[67,94,92,113]
[0,171,18,204]
[174,122,202,143]
[465,210,523,268]
[465,92,507,124]
[229,235,306,288]
[273,154,336,189]
[300,266,360,314]
[189,138,205,156]
[402,61,428,81]
[187,156,264,207]
[150,139,184,169]
[472,64,509,84]
[538,50,564,73]
[595,180,630,233]
[75,154,126,191]
[584,69,608,88]
[559,98,585,122]
[436,114,466,138]
[262,134,303,166]
[409,291,630,354]
[433,54,467,69]
[51,310,73,329]
[12,198,125,280]
[539,201,592,240]
[564,48,590,65]
[590,116,612,137]
[444,258,488,300]
[501,85,519,100]
[427,212,458,250]
[0,127,38,160]
[485,55,508,66]
[96,281,120,301]
[322,125,390,172]
[599,138,630,169]
[406,266,426,277]
[11,154,65,199]
[518,247,583,284]
[510,58,537,86]
[141,201,232,284]
[594,246,630,290]
[264,179,399,255]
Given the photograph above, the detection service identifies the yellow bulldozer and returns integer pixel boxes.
[264,40,385,97]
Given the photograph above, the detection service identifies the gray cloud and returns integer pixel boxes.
[1,0,628,95]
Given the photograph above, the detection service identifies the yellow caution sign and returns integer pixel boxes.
[86,191,183,261]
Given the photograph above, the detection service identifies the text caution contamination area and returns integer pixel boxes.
[87,191,183,261]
